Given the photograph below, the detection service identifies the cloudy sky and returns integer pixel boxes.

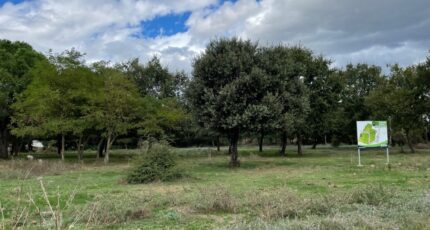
[0,0,429,73]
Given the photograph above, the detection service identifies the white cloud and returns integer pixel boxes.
[0,0,429,73]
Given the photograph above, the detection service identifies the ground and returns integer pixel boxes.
[0,145,429,229]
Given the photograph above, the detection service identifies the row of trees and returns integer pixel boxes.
[188,38,429,166]
[0,40,187,162]
[0,38,429,166]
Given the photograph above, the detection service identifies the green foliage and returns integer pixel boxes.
[0,40,45,119]
[303,56,342,146]
[127,144,184,184]
[365,64,429,151]
[188,38,260,166]
[0,39,46,158]
[91,66,142,137]
[334,64,385,144]
[188,38,259,133]
[137,96,187,141]
[11,55,102,138]
[120,56,187,99]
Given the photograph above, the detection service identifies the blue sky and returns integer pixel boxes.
[135,12,191,38]
[0,0,23,5]
[0,0,429,72]
[135,0,238,38]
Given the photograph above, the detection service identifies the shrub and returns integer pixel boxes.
[127,144,184,184]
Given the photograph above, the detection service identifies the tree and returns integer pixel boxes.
[188,38,259,167]
[366,64,428,152]
[258,45,311,156]
[12,55,102,160]
[120,56,188,99]
[243,93,282,152]
[0,40,45,158]
[91,66,143,163]
[335,64,384,144]
[302,56,342,149]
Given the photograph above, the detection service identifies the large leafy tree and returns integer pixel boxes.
[335,64,384,144]
[303,56,343,148]
[0,40,45,158]
[258,45,311,156]
[188,38,259,167]
[91,66,143,163]
[12,53,102,160]
[119,57,189,145]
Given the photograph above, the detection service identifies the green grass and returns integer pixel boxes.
[0,145,429,229]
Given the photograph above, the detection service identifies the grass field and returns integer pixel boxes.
[0,145,429,229]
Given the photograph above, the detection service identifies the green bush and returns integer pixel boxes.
[127,144,184,184]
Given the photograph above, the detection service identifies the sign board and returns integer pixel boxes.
[356,121,388,148]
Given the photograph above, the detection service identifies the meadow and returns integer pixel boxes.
[0,145,429,229]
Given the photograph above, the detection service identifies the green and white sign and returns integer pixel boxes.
[356,121,388,148]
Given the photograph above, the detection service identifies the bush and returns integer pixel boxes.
[127,144,184,184]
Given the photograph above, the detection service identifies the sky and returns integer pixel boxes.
[0,0,429,73]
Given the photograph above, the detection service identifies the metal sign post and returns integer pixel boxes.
[385,147,389,164]
[357,148,363,166]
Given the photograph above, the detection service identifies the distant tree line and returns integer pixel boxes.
[0,38,429,166]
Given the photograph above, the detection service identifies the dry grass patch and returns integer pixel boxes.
[0,160,82,179]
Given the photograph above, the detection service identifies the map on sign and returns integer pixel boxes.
[356,121,388,148]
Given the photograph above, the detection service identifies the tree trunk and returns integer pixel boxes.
[97,138,105,158]
[311,138,317,149]
[56,135,62,155]
[216,135,220,152]
[280,131,287,156]
[104,131,113,164]
[60,134,65,161]
[228,128,240,167]
[0,125,9,159]
[13,138,23,156]
[11,136,21,156]
[259,130,264,152]
[297,133,303,156]
[28,140,33,152]
[424,127,428,144]
[405,130,415,153]
[77,135,83,161]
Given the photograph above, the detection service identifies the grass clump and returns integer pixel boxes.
[193,186,239,213]
[81,194,151,226]
[348,185,395,206]
[245,188,338,221]
[127,144,184,184]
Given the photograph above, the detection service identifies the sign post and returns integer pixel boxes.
[357,148,362,166]
[356,121,389,166]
